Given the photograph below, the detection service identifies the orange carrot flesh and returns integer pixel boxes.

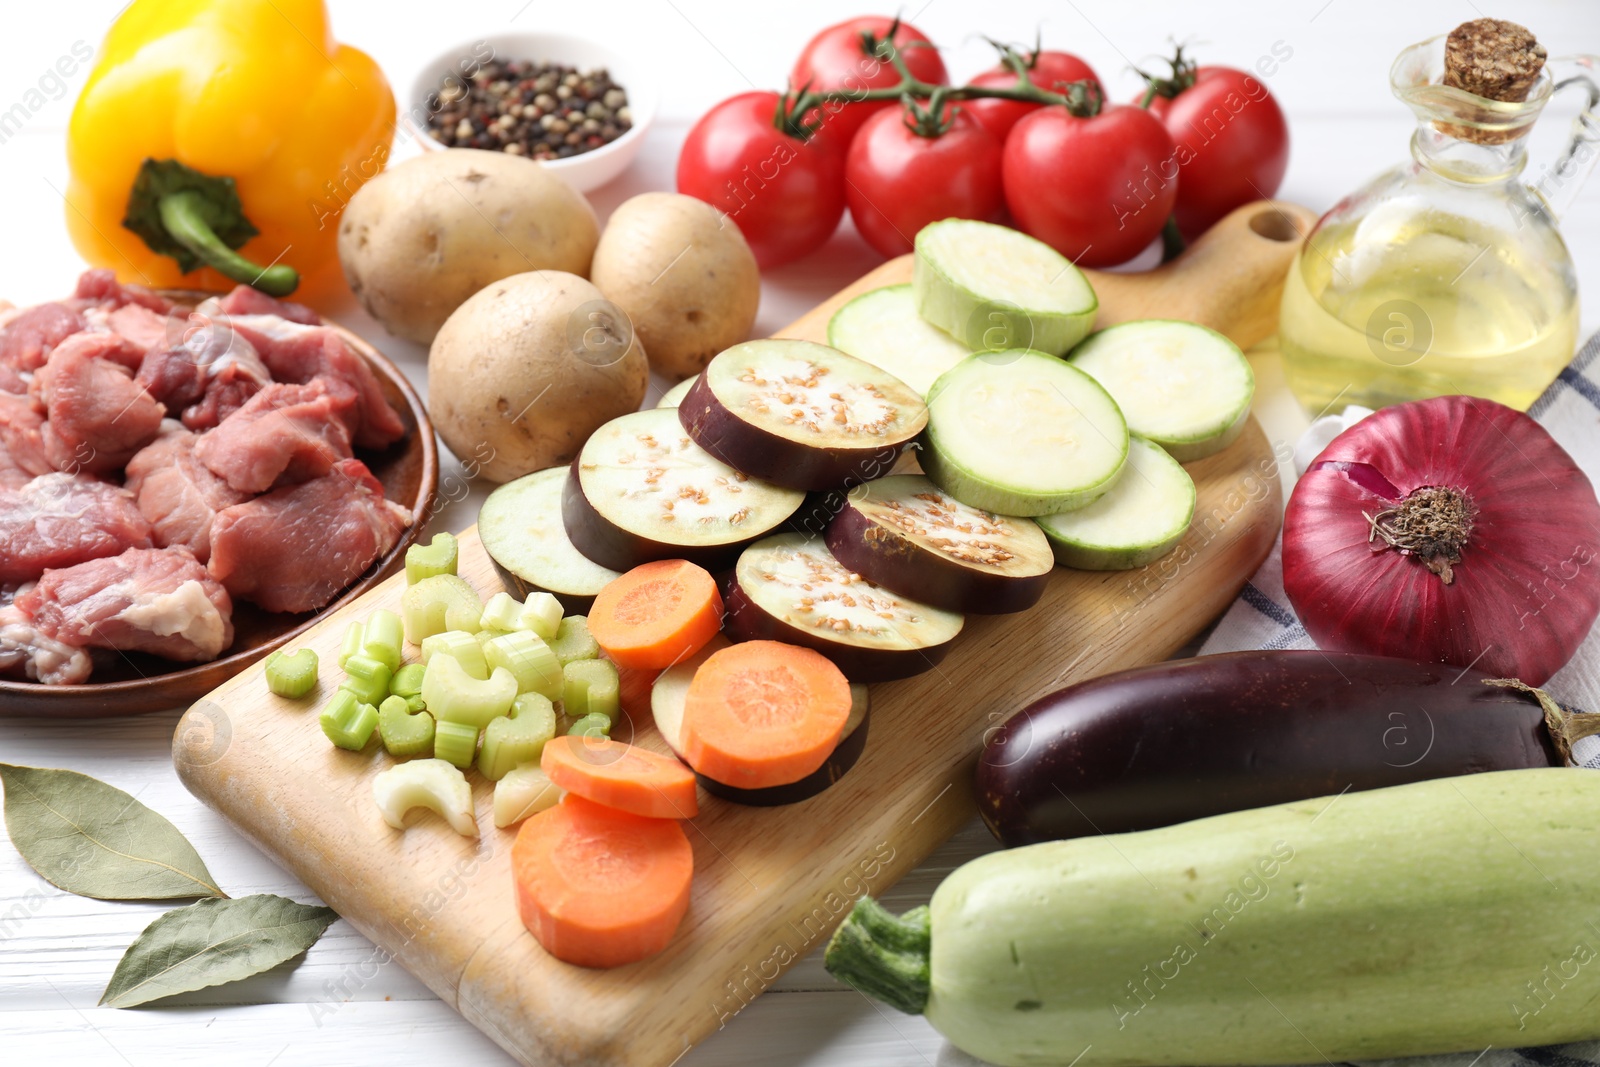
[587,559,723,669]
[541,734,700,819]
[615,662,658,722]
[512,794,694,968]
[680,640,852,789]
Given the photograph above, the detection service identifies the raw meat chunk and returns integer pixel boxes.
[83,303,177,355]
[0,302,85,377]
[33,333,164,473]
[18,547,233,662]
[0,601,92,685]
[136,317,270,430]
[209,458,411,613]
[71,269,175,314]
[0,472,155,584]
[0,392,51,489]
[194,380,355,493]
[124,428,249,563]
[230,319,405,449]
[212,285,320,325]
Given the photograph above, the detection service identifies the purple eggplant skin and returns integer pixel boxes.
[561,457,771,573]
[826,502,1048,615]
[723,574,952,682]
[977,650,1560,847]
[486,556,597,616]
[678,375,912,492]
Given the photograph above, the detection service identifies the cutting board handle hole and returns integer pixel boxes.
[1248,209,1302,243]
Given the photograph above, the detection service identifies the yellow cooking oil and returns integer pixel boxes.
[1278,214,1579,414]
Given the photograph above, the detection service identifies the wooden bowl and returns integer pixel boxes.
[0,295,438,719]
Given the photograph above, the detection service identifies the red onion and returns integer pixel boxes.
[1282,395,1600,685]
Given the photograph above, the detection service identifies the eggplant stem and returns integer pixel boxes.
[1483,678,1600,765]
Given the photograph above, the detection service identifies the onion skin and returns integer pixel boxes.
[1283,396,1600,685]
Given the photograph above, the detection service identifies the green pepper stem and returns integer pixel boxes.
[823,897,931,1015]
[157,190,299,296]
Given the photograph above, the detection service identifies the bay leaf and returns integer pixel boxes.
[0,764,224,900]
[102,894,337,1008]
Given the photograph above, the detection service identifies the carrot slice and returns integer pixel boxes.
[512,794,694,968]
[615,662,658,722]
[541,734,700,819]
[680,640,852,789]
[587,559,723,669]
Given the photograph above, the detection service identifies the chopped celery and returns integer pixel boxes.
[401,574,482,644]
[361,609,404,673]
[493,765,563,828]
[567,712,611,739]
[390,662,427,699]
[432,720,479,769]
[340,653,393,706]
[373,758,476,836]
[321,690,379,751]
[549,616,599,665]
[378,694,435,759]
[480,592,526,633]
[405,532,459,585]
[422,655,518,729]
[479,693,557,781]
[405,694,428,714]
[483,630,563,699]
[562,658,619,721]
[420,630,489,679]
[338,622,365,668]
[264,648,318,699]
[520,593,563,641]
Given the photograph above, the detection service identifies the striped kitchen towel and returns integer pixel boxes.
[1202,327,1600,768]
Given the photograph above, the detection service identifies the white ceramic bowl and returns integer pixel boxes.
[405,32,656,193]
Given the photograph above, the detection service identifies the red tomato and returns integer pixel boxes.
[844,104,1004,258]
[1142,66,1289,238]
[963,51,1100,141]
[676,91,847,269]
[1001,104,1177,267]
[790,16,948,145]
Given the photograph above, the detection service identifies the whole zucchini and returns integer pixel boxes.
[827,768,1600,1066]
[978,651,1565,846]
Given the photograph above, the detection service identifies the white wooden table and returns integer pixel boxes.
[3,2,1597,1064]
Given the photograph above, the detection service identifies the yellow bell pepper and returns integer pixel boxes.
[65,0,395,302]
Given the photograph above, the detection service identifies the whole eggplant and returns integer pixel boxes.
[977,650,1562,847]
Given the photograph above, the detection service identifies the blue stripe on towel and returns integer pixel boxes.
[1240,583,1298,629]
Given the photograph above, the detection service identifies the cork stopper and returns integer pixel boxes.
[1438,18,1546,143]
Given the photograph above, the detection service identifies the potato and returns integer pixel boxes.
[428,272,647,483]
[589,192,760,380]
[338,149,599,344]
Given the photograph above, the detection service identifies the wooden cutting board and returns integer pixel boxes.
[175,200,1310,1067]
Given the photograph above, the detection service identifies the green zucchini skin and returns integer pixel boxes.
[925,769,1600,1065]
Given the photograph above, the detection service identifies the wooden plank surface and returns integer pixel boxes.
[174,207,1293,1067]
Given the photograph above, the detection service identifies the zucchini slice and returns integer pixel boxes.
[921,350,1128,516]
[914,219,1097,356]
[479,466,622,612]
[655,375,697,409]
[652,636,871,807]
[1037,434,1196,571]
[827,284,971,397]
[680,339,928,491]
[1068,320,1254,461]
[725,532,964,682]
[826,475,1053,613]
[564,407,805,572]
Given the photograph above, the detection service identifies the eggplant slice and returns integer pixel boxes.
[679,339,927,491]
[564,407,805,572]
[725,532,964,682]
